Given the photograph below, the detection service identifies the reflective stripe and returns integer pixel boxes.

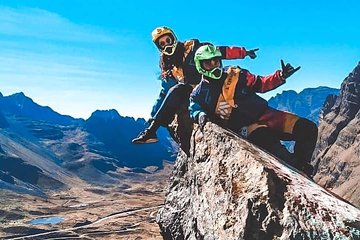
[222,67,240,108]
[183,40,195,60]
[215,67,240,119]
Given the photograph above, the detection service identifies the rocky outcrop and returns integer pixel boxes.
[320,94,338,120]
[157,123,360,240]
[313,62,360,208]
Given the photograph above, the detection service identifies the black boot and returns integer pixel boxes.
[301,163,315,179]
[132,121,160,144]
[292,118,318,178]
[247,127,314,177]
[286,156,315,179]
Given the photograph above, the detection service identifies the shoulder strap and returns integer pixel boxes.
[183,39,200,60]
[223,67,241,107]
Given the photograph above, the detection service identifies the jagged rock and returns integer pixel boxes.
[320,94,338,120]
[157,123,360,240]
[313,62,360,208]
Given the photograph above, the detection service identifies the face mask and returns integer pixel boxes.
[211,68,223,79]
[206,67,223,80]
[162,44,177,55]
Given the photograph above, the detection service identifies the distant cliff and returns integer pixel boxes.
[313,62,360,208]
[268,86,339,124]
[157,123,360,239]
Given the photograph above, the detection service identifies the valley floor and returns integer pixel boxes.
[0,163,172,240]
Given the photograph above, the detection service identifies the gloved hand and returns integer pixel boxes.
[246,48,259,59]
[161,69,172,79]
[281,59,301,79]
[198,112,208,131]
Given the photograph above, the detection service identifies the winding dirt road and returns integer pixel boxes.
[5,204,163,240]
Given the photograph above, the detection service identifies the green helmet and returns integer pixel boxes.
[194,44,223,80]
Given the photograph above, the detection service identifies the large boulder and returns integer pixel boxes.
[157,123,360,240]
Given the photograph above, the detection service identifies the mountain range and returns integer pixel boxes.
[268,86,339,124]
[0,92,176,196]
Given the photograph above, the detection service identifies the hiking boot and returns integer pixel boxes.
[132,129,158,144]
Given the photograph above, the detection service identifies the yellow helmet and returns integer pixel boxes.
[151,26,178,55]
[151,26,175,42]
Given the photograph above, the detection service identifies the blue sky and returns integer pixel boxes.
[0,1,359,119]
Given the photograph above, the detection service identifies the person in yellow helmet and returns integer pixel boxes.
[132,26,259,153]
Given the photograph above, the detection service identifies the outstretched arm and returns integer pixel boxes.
[219,46,259,59]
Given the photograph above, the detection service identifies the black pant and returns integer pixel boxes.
[153,83,193,126]
[247,118,318,167]
[152,83,194,155]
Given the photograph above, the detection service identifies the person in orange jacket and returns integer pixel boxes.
[189,44,317,177]
[132,26,259,152]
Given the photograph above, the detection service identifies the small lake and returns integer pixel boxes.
[30,216,64,225]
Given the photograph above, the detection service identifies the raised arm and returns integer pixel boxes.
[242,69,285,93]
[242,60,300,93]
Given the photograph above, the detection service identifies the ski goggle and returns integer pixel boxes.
[200,57,221,71]
[155,34,177,55]
[199,57,223,79]
[156,34,175,49]
[158,36,173,49]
